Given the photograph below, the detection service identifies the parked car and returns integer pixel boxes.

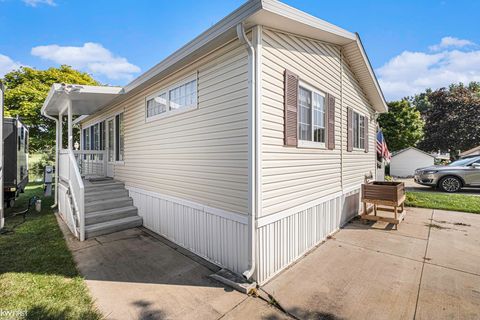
[414,156,480,192]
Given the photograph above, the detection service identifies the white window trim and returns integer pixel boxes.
[352,110,366,151]
[145,73,198,123]
[297,80,326,149]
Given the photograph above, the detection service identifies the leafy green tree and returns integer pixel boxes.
[417,82,480,152]
[378,100,424,152]
[2,65,99,151]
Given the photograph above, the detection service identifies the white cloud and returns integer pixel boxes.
[0,54,22,77]
[429,36,475,51]
[31,42,140,81]
[23,0,56,7]
[377,38,480,101]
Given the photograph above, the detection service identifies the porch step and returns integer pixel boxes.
[84,215,143,238]
[85,189,129,202]
[85,181,125,193]
[85,197,133,213]
[85,206,138,225]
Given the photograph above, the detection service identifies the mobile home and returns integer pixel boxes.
[41,0,387,284]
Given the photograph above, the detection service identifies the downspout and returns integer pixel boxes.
[42,109,59,208]
[237,23,257,280]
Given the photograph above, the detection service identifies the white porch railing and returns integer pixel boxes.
[73,150,107,178]
[59,149,85,241]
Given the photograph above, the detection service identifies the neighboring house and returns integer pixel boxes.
[430,150,450,161]
[390,147,435,177]
[460,146,480,157]
[41,0,387,285]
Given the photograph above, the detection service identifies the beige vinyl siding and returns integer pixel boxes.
[341,51,376,189]
[81,38,249,214]
[260,28,376,217]
[260,28,343,217]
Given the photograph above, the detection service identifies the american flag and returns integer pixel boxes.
[377,130,391,161]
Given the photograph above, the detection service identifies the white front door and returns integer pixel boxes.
[106,118,115,177]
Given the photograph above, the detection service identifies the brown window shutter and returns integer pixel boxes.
[326,93,335,150]
[347,107,353,152]
[364,116,369,153]
[284,70,299,146]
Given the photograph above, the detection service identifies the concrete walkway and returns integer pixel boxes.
[57,219,289,320]
[262,207,480,320]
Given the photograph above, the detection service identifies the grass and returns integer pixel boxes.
[406,191,480,214]
[0,183,102,320]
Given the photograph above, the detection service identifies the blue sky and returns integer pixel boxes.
[1,0,479,100]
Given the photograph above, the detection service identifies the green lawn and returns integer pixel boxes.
[0,183,102,320]
[406,191,480,214]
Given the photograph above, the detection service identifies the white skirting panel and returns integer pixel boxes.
[126,186,249,274]
[255,187,361,284]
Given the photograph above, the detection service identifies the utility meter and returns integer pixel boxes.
[44,166,53,197]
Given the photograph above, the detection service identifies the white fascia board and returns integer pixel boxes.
[261,0,356,41]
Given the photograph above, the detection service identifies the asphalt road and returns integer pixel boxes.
[397,178,480,196]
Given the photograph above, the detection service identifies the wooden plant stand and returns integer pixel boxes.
[361,181,406,229]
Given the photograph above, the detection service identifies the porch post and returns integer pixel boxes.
[67,100,73,150]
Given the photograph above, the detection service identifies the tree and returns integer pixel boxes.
[378,100,424,152]
[416,82,480,152]
[2,65,99,151]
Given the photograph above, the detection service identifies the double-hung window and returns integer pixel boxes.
[146,75,197,121]
[298,82,326,146]
[352,111,366,149]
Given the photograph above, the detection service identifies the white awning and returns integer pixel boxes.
[42,83,123,116]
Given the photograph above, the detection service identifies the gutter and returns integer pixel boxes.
[236,23,257,281]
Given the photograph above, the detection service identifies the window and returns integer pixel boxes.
[169,79,196,111]
[298,83,326,145]
[115,113,124,161]
[147,92,167,117]
[353,111,366,149]
[146,75,197,121]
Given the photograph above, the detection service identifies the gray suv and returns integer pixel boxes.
[414,156,480,192]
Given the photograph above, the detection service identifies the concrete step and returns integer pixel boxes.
[85,215,143,238]
[85,206,138,225]
[85,197,133,213]
[85,189,129,202]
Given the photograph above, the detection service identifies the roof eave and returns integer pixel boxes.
[354,33,388,113]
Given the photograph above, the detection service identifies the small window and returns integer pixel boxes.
[298,83,326,144]
[145,75,197,121]
[353,111,366,149]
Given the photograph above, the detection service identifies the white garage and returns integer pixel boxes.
[390,147,435,177]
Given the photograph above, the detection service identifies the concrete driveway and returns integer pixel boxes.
[262,207,480,320]
[58,219,288,320]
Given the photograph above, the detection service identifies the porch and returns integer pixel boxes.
[42,84,142,241]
